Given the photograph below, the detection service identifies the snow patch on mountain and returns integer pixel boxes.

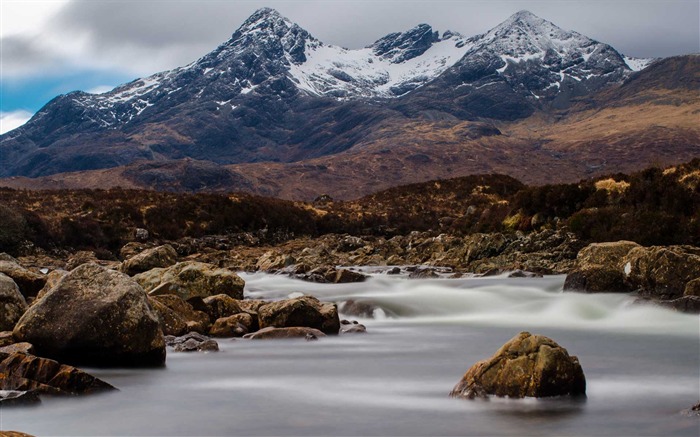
[288,30,472,98]
[623,56,655,71]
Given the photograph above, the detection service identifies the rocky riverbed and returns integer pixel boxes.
[0,229,698,433]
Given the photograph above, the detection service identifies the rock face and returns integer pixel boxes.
[0,273,28,331]
[0,352,115,395]
[120,244,178,276]
[258,296,340,335]
[450,332,586,399]
[0,261,46,298]
[134,261,245,300]
[13,263,165,367]
[563,241,640,292]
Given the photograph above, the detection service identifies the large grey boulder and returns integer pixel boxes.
[0,273,27,331]
[134,261,244,301]
[13,263,165,367]
[450,332,586,399]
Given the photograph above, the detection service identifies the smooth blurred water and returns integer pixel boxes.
[1,272,698,436]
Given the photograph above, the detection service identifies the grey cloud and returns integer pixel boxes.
[5,0,699,79]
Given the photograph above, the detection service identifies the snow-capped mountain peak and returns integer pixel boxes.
[371,23,440,63]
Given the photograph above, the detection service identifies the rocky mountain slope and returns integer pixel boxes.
[0,8,660,184]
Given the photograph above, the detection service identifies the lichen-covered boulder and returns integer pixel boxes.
[150,294,210,334]
[0,273,27,331]
[258,296,340,335]
[210,313,255,337]
[450,332,586,399]
[564,241,640,293]
[134,261,244,301]
[623,246,700,299]
[0,352,115,395]
[120,244,178,276]
[0,261,45,298]
[202,294,242,322]
[13,263,165,367]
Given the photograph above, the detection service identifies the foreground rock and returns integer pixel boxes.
[13,263,165,367]
[243,326,326,340]
[165,332,219,352]
[450,332,586,399]
[0,273,28,331]
[120,244,179,276]
[0,352,115,395]
[258,296,340,335]
[134,261,245,300]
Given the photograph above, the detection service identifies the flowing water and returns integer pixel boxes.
[1,270,698,436]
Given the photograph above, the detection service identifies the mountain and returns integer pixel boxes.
[1,8,652,178]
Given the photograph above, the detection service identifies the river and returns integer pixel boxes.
[1,270,698,436]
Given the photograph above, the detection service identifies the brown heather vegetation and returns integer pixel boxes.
[0,159,698,256]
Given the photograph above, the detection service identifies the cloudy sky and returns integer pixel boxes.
[1,0,698,134]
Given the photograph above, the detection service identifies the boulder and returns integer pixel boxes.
[34,269,68,302]
[210,313,254,337]
[0,331,15,347]
[237,299,269,313]
[340,323,367,334]
[13,263,165,367]
[577,241,641,268]
[656,296,700,313]
[0,273,28,331]
[0,261,45,298]
[623,246,700,299]
[134,261,244,301]
[684,278,700,296]
[563,268,628,293]
[332,269,367,283]
[120,244,178,276]
[339,300,377,318]
[165,332,219,352]
[148,299,188,336]
[258,296,340,335]
[0,342,34,355]
[0,390,41,406]
[151,295,210,333]
[243,326,326,340]
[0,352,115,395]
[564,241,640,293]
[202,294,242,322]
[256,251,294,272]
[65,251,99,271]
[408,268,439,279]
[450,332,586,399]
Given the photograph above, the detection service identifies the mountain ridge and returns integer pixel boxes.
[1,8,690,197]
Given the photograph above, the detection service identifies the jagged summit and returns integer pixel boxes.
[371,23,440,63]
[0,8,659,179]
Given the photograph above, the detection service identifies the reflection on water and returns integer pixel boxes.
[1,273,698,436]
